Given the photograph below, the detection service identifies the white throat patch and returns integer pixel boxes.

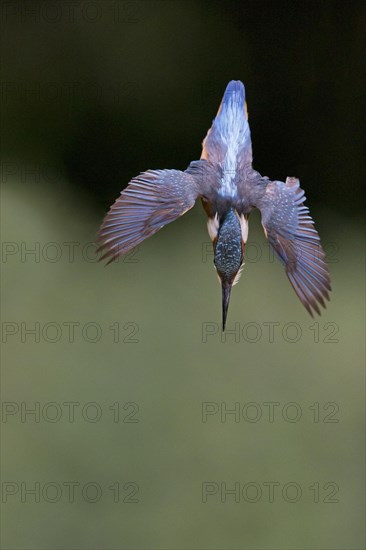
[239,214,249,243]
[207,213,219,241]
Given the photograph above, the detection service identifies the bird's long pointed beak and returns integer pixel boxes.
[222,283,232,332]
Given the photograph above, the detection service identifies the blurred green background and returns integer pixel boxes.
[1,1,365,549]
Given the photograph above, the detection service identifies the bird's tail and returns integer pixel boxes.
[201,80,252,165]
[216,80,246,118]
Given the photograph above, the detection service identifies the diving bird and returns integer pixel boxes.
[97,80,331,330]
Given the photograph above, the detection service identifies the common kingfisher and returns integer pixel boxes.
[97,80,331,330]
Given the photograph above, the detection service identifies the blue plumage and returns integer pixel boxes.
[98,81,331,329]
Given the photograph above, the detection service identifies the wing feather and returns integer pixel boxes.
[97,169,199,263]
[254,177,331,316]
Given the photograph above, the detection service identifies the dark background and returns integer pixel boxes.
[1,2,365,549]
[2,0,365,213]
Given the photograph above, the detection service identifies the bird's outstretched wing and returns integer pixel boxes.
[97,169,200,263]
[254,177,331,316]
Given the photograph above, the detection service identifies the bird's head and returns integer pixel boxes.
[214,209,244,331]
